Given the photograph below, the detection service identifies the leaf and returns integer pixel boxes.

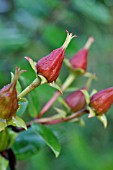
[81,90,90,104]
[28,89,40,117]
[8,130,18,148]
[13,127,44,160]
[97,114,107,128]
[11,72,22,94]
[7,115,27,130]
[0,155,9,170]
[0,119,7,132]
[0,129,9,152]
[49,81,62,94]
[73,0,112,24]
[17,98,28,116]
[25,56,37,73]
[32,123,61,157]
[0,129,17,152]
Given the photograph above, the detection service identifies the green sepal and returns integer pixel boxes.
[54,107,67,119]
[74,68,85,75]
[49,81,62,94]
[69,118,85,127]
[64,59,85,74]
[7,115,27,130]
[84,72,97,80]
[17,98,28,117]
[57,97,70,111]
[81,89,90,104]
[11,72,22,94]
[87,106,96,118]
[0,119,7,132]
[97,114,107,128]
[38,74,47,84]
[90,89,98,97]
[0,155,9,170]
[25,56,37,73]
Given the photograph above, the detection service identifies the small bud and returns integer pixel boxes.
[70,37,94,73]
[0,67,24,119]
[90,87,113,115]
[65,89,86,112]
[36,31,76,83]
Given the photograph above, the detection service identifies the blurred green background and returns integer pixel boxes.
[0,0,113,169]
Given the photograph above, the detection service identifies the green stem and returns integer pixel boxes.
[38,74,76,118]
[18,77,41,99]
[85,73,96,90]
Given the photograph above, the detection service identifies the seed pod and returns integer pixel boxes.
[0,67,24,119]
[90,87,113,115]
[70,37,94,73]
[65,89,86,112]
[36,31,76,83]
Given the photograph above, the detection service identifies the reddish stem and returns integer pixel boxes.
[12,108,87,132]
[38,91,60,118]
[35,108,87,125]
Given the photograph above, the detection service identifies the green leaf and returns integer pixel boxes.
[0,155,9,170]
[17,98,28,116]
[13,127,44,160]
[49,81,62,94]
[7,115,27,130]
[11,72,22,94]
[32,123,61,157]
[97,114,107,128]
[8,130,18,148]
[0,119,7,132]
[81,90,90,104]
[73,0,112,24]
[0,129,17,152]
[25,56,37,73]
[0,129,9,151]
[28,89,40,117]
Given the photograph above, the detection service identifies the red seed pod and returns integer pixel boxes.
[36,31,76,83]
[70,37,94,73]
[0,67,24,119]
[90,87,113,115]
[65,89,86,112]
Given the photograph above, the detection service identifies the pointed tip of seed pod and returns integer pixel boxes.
[65,30,77,38]
[13,67,26,83]
[62,30,77,49]
[15,66,26,74]
[84,36,95,50]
